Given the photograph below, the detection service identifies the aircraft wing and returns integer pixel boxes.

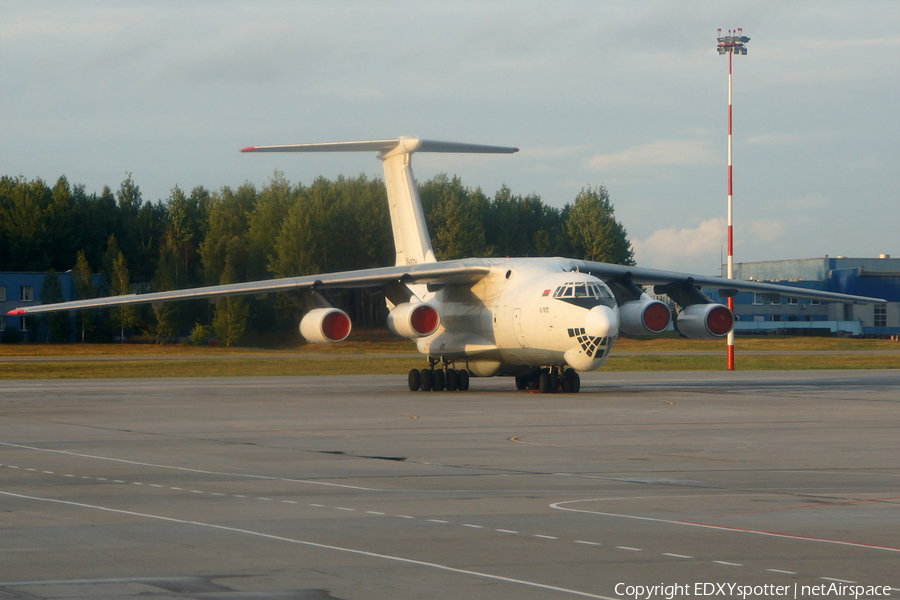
[6,260,491,316]
[575,261,887,305]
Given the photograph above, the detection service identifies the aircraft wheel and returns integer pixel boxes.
[527,375,540,390]
[445,368,458,392]
[563,374,574,394]
[408,369,420,392]
[564,369,580,393]
[515,376,528,390]
[458,369,470,391]
[420,368,434,392]
[432,369,445,392]
[539,372,553,394]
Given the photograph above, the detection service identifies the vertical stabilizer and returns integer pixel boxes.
[241,137,517,266]
[380,147,436,265]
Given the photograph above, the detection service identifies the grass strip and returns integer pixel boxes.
[2,353,896,379]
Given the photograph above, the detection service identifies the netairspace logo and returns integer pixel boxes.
[614,582,893,600]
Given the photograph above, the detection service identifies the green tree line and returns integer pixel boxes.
[1,172,633,345]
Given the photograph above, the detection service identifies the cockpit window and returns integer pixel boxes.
[552,282,612,299]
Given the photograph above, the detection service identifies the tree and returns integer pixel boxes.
[564,186,635,265]
[211,260,248,347]
[420,174,488,260]
[109,251,137,341]
[40,269,67,342]
[72,250,97,343]
[246,171,295,279]
[199,184,255,284]
[148,240,177,344]
[269,183,327,278]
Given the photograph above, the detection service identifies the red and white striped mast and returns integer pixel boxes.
[717,28,749,371]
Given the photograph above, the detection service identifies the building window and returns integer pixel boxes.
[770,297,781,305]
[20,286,34,302]
[0,285,6,302]
[874,305,887,327]
[752,293,764,305]
[0,316,5,331]
[788,297,798,305]
[810,299,820,305]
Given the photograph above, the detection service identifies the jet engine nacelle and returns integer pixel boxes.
[299,307,352,344]
[674,303,734,339]
[387,302,440,339]
[618,295,671,336]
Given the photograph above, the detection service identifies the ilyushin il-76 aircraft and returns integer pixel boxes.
[9,137,886,393]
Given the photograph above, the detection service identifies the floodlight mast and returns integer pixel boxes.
[717,28,749,371]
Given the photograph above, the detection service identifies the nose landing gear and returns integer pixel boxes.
[520,367,580,394]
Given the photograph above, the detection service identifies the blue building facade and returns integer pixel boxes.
[719,256,900,337]
[0,271,91,341]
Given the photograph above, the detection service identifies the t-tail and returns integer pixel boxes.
[241,137,518,266]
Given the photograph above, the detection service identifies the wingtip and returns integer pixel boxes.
[239,146,258,153]
[6,309,25,316]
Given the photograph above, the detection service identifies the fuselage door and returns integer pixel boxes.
[513,307,528,348]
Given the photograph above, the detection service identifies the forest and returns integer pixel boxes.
[0,172,634,345]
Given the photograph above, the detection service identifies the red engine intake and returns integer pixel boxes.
[299,308,352,344]
[387,302,440,338]
[618,295,672,336]
[674,303,734,339]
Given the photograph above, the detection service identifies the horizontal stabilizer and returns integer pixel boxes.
[241,136,518,156]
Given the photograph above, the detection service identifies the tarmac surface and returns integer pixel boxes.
[1,371,898,599]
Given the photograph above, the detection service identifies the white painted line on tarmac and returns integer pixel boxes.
[366,511,384,515]
[0,491,619,600]
[617,546,642,552]
[534,535,558,540]
[714,561,743,567]
[428,519,448,524]
[463,524,483,529]
[663,553,692,559]
[575,541,600,546]
[0,441,380,491]
[496,529,518,534]
[551,499,900,553]
[820,578,856,584]
[767,569,797,575]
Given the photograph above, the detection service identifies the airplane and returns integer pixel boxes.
[8,137,887,393]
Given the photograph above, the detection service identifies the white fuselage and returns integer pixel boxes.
[407,258,619,376]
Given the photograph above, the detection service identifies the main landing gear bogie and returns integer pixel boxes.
[408,366,470,392]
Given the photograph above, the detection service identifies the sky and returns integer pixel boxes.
[1,0,898,275]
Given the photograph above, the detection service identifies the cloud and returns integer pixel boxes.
[784,192,830,211]
[583,140,717,171]
[519,145,586,159]
[631,218,725,273]
[748,219,786,243]
[746,134,802,145]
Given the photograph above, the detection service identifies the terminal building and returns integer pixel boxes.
[718,255,900,337]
